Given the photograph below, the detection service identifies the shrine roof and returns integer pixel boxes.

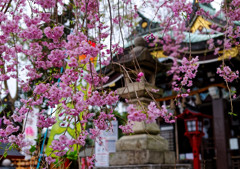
[198,3,240,26]
[0,143,25,159]
[127,1,239,46]
[125,31,224,49]
[198,3,225,21]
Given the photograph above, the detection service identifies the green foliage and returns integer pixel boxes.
[67,150,78,161]
[0,104,7,113]
[231,90,236,94]
[85,137,94,146]
[54,158,60,166]
[9,145,13,151]
[53,158,64,167]
[228,112,237,116]
[6,111,11,117]
[3,151,7,158]
[29,145,36,153]
[113,111,127,138]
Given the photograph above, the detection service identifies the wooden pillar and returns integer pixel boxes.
[212,99,231,169]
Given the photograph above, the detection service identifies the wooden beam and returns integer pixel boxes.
[155,83,226,102]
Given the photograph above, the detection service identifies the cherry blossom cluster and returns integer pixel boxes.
[0,0,116,165]
[167,57,199,95]
[136,72,144,82]
[119,122,134,134]
[144,33,155,43]
[147,102,175,123]
[0,0,239,168]
[217,65,239,83]
[119,101,175,134]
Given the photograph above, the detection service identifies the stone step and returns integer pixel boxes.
[94,164,192,169]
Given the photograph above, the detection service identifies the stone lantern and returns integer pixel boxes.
[109,37,176,166]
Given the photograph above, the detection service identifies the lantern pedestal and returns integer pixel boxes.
[109,133,174,165]
[109,133,176,166]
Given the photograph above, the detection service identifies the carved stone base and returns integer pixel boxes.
[109,150,175,165]
[132,122,160,135]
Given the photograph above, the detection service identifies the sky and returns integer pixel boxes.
[136,0,223,22]
[211,0,223,11]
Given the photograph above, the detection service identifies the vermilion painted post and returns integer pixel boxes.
[185,132,203,169]
[192,135,201,169]
[64,158,70,168]
[178,109,212,169]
